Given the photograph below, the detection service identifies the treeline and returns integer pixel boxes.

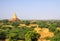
[0,19,60,41]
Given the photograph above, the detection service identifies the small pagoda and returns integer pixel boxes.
[9,12,20,21]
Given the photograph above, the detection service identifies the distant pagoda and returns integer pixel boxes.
[9,12,20,21]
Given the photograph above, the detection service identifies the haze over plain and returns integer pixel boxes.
[0,0,60,20]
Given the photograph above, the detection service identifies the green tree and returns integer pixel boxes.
[11,22,20,27]
[2,19,9,25]
[24,21,30,25]
[50,35,60,41]
[0,30,7,41]
[25,31,40,41]
[17,27,33,39]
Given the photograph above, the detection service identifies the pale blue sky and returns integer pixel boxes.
[0,0,60,20]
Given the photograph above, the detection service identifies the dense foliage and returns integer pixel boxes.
[0,19,60,41]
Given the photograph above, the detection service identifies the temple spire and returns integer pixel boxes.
[9,12,20,21]
[13,12,17,18]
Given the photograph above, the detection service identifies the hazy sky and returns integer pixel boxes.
[0,0,60,20]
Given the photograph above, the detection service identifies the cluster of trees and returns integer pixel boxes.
[0,19,40,41]
[0,19,60,41]
[37,20,60,41]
